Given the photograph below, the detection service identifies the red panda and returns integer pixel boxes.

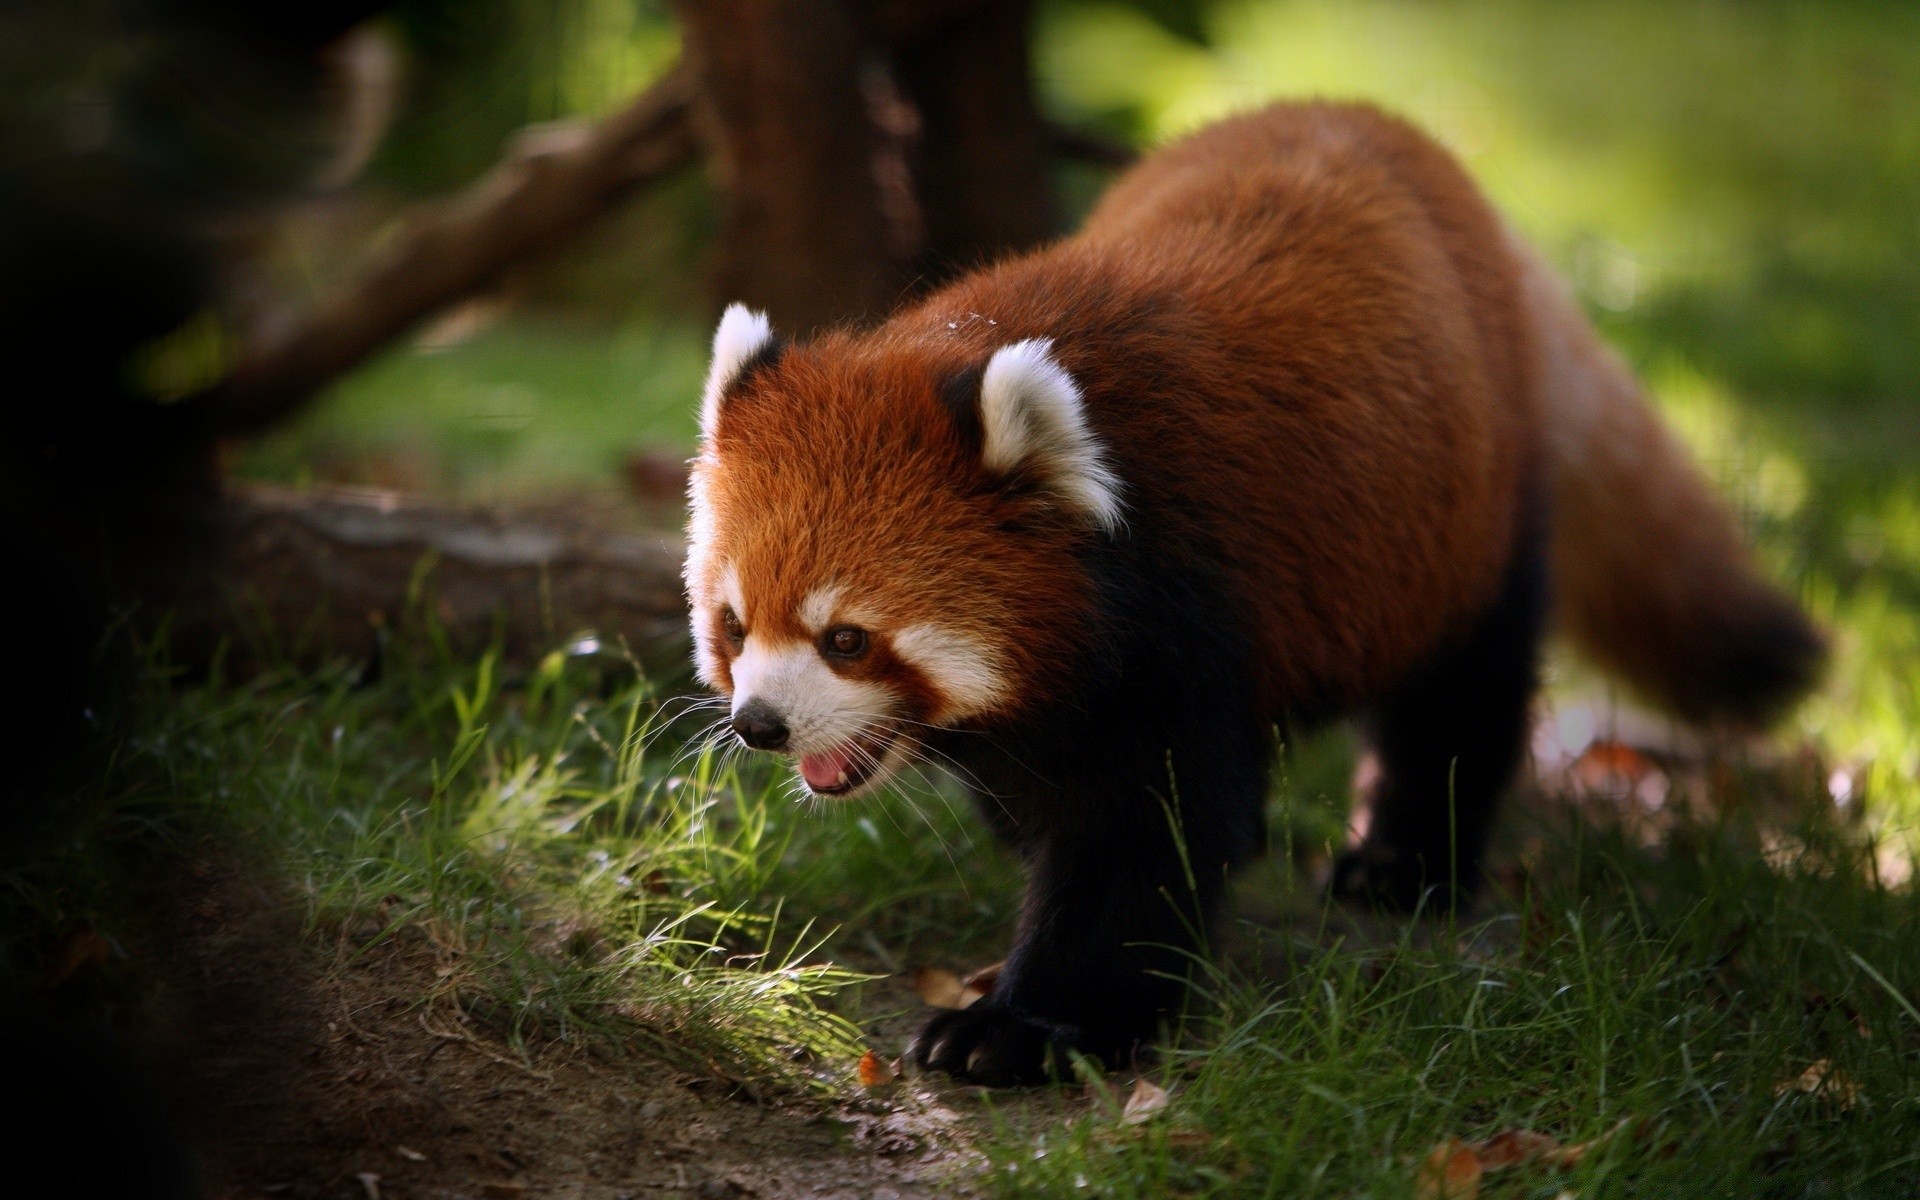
[684,101,1824,1085]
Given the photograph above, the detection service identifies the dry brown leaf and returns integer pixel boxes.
[857,1049,897,1087]
[1416,1138,1482,1200]
[909,966,985,1010]
[1419,1120,1628,1197]
[1773,1059,1859,1111]
[1474,1128,1566,1169]
[1574,740,1659,782]
[1121,1079,1171,1125]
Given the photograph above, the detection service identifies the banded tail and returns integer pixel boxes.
[1517,240,1826,726]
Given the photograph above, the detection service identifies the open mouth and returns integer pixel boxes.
[795,726,899,796]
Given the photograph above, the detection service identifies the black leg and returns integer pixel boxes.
[910,641,1268,1085]
[1331,527,1548,912]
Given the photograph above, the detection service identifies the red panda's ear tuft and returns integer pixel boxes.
[700,304,779,442]
[978,339,1125,534]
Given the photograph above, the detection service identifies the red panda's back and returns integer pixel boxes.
[1019,103,1538,713]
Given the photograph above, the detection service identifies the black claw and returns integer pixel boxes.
[905,1003,1075,1087]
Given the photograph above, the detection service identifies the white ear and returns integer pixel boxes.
[979,338,1124,533]
[700,303,775,440]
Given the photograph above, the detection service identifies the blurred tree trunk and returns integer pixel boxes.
[894,0,1056,275]
[674,0,903,331]
[674,0,1059,333]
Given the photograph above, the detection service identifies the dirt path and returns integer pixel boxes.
[133,852,1033,1200]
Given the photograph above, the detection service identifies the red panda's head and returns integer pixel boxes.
[684,304,1124,797]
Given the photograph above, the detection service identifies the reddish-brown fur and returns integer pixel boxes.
[703,103,1538,723]
[694,100,1823,1083]
[700,101,1818,729]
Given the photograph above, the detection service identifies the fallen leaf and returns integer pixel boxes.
[1418,1120,1629,1197]
[1416,1138,1482,1200]
[1474,1128,1565,1169]
[909,967,983,1010]
[1574,740,1659,782]
[857,1049,897,1087]
[1774,1059,1858,1111]
[1121,1079,1171,1125]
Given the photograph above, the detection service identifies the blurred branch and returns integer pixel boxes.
[184,24,1133,438]
[193,62,698,437]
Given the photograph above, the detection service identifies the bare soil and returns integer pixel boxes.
[130,852,1015,1200]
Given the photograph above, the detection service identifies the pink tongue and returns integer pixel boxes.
[800,744,860,791]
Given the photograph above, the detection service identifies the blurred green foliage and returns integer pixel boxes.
[373,0,681,192]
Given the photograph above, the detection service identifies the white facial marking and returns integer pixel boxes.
[688,559,745,692]
[730,637,893,759]
[798,585,842,634]
[720,565,746,621]
[979,338,1125,533]
[699,304,774,441]
[684,459,716,588]
[891,624,1009,722]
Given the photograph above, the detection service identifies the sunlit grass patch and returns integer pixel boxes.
[981,802,1920,1197]
[0,629,1016,1094]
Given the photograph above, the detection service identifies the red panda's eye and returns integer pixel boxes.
[721,608,745,646]
[822,626,868,659]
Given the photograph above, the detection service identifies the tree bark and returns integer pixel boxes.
[674,0,909,333]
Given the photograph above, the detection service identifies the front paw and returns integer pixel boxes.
[905,1002,1086,1087]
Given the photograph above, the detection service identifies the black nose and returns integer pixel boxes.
[731,700,790,751]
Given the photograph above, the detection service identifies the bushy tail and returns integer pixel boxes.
[1515,240,1826,727]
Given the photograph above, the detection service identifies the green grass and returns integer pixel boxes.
[0,627,1019,1093]
[985,809,1920,1197]
[68,0,1920,1191]
[16,621,1918,1195]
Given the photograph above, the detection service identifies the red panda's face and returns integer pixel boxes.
[684,306,1123,798]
